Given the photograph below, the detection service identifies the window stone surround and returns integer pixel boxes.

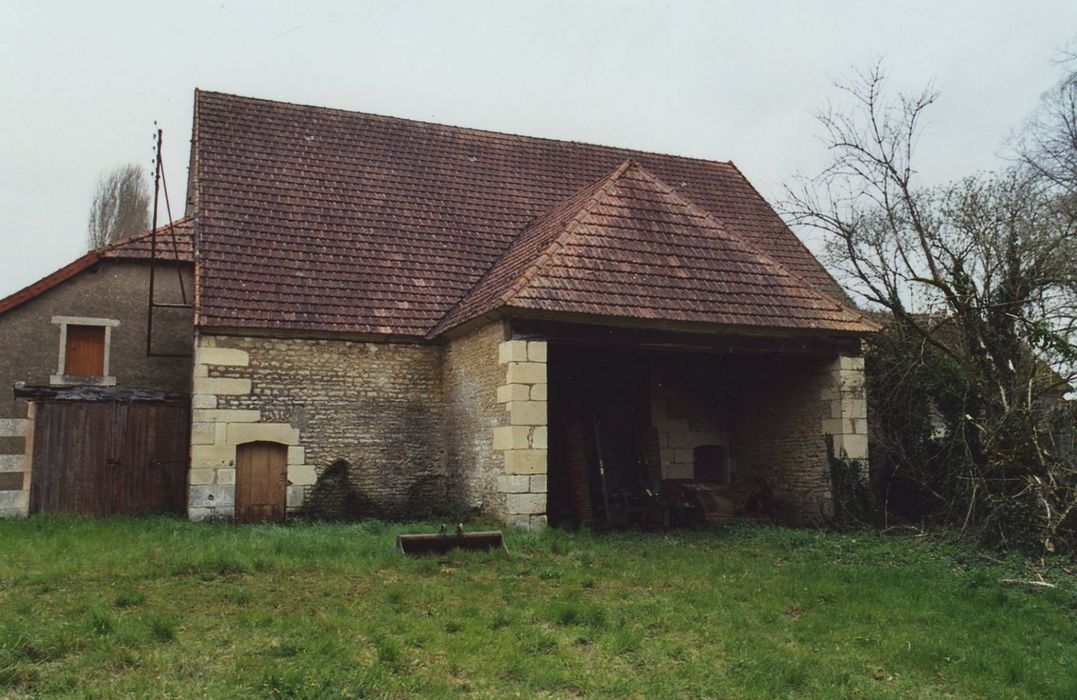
[50,315,119,386]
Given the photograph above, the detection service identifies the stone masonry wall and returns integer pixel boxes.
[442,322,506,514]
[189,333,445,519]
[730,358,832,520]
[184,326,863,528]
[729,353,867,522]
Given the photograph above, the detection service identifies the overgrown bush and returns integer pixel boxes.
[296,459,476,523]
[864,323,1076,554]
[826,435,877,529]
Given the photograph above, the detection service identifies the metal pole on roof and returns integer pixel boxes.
[145,127,194,359]
[146,128,162,358]
[157,145,189,306]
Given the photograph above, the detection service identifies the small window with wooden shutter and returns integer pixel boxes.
[51,316,119,386]
[64,325,106,376]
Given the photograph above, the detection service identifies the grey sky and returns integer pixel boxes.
[1,0,1074,298]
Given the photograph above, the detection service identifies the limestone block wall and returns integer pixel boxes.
[823,355,868,464]
[0,414,30,517]
[650,361,731,480]
[189,337,311,520]
[190,333,446,520]
[493,338,548,528]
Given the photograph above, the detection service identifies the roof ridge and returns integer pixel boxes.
[628,164,877,329]
[196,90,739,171]
[427,160,632,337]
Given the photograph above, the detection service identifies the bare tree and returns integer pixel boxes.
[87,163,151,250]
[785,62,1077,552]
[1017,51,1077,196]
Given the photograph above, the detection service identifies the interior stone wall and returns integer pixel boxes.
[649,359,731,480]
[729,353,868,522]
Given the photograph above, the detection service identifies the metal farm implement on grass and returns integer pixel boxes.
[397,524,506,556]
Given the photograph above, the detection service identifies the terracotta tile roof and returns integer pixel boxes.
[438,162,873,334]
[192,91,864,337]
[0,218,193,316]
[100,216,194,262]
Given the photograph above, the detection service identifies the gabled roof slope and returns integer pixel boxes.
[438,162,872,334]
[0,218,193,316]
[192,91,851,337]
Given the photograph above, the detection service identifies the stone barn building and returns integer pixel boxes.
[183,91,876,526]
[3,91,877,526]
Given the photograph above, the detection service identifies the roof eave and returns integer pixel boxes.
[433,303,877,342]
[0,251,102,317]
[196,323,435,345]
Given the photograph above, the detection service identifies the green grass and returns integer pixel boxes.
[0,518,1074,698]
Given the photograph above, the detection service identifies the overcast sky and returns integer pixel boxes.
[1,1,1074,298]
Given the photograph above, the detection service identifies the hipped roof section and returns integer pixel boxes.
[437,161,874,335]
[191,90,872,338]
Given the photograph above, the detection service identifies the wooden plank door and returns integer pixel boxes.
[30,399,190,516]
[235,442,288,523]
[112,402,189,515]
[30,401,112,515]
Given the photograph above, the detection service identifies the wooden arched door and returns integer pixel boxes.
[235,441,288,523]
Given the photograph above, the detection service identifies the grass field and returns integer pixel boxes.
[0,518,1074,699]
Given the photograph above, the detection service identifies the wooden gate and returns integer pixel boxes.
[26,391,189,516]
[235,441,288,523]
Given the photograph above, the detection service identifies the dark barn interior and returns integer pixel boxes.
[529,318,859,529]
[547,345,656,528]
[545,341,772,529]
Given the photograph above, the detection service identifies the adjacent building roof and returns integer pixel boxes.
[0,218,192,316]
[191,90,874,337]
[100,216,194,262]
